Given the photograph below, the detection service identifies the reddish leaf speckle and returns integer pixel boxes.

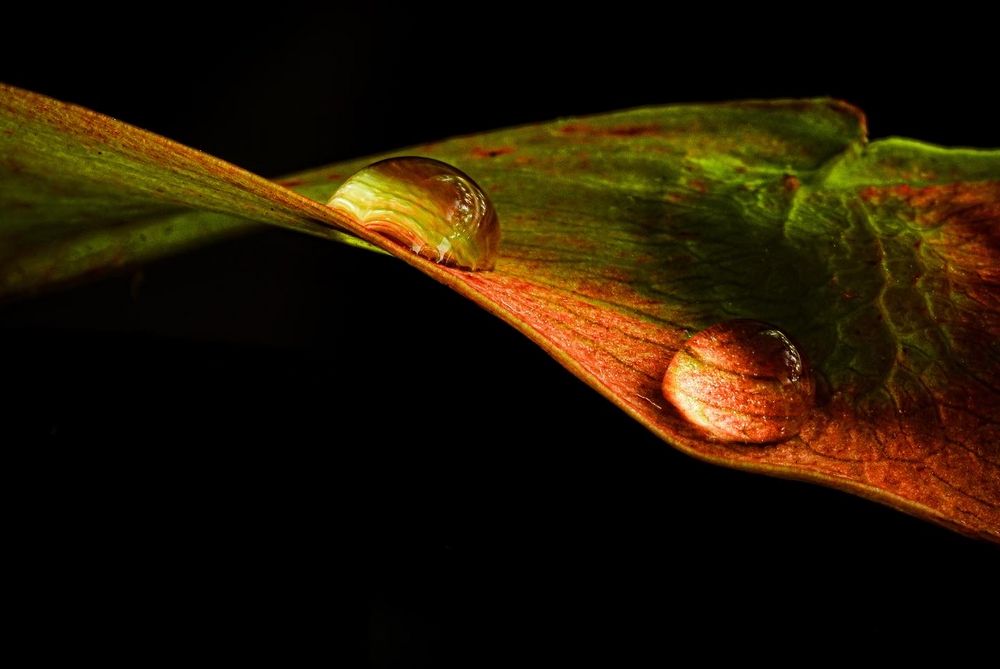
[471,146,516,158]
[559,122,662,137]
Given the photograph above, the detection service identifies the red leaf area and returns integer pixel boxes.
[459,234,999,540]
[422,138,1000,540]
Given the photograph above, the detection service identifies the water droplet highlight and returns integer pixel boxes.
[661,319,815,443]
[327,157,500,270]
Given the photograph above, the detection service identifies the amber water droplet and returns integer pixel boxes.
[661,319,815,443]
[327,157,500,270]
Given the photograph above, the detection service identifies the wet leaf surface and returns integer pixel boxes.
[2,85,997,539]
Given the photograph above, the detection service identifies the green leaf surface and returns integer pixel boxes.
[2,85,997,540]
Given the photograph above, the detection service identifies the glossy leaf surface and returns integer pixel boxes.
[2,85,997,540]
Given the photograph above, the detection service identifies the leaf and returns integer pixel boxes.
[0,84,385,295]
[2,84,998,541]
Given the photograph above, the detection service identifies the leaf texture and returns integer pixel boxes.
[2,85,997,540]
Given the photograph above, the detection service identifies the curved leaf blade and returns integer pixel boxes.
[0,84,383,296]
[2,85,997,540]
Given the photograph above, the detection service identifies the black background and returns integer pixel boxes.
[3,7,997,664]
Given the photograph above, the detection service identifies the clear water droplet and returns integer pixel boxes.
[327,157,500,271]
[661,319,815,443]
